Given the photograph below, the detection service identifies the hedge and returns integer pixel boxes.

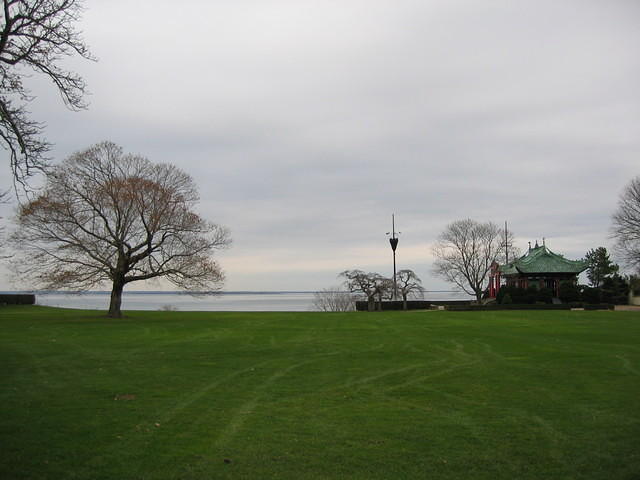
[445,303,614,311]
[0,294,36,305]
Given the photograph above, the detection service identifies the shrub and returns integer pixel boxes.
[581,286,601,304]
[559,281,581,303]
[536,287,554,304]
[313,287,356,312]
[497,286,528,304]
[601,274,629,305]
[524,286,538,304]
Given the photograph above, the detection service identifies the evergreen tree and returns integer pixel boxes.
[584,247,618,288]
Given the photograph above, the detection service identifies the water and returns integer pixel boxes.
[12,290,472,312]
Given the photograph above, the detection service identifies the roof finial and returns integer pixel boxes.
[528,241,531,251]
[543,237,545,246]
[535,239,539,248]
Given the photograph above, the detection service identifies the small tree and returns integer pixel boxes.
[0,0,94,188]
[312,287,355,312]
[612,176,640,274]
[340,270,388,312]
[432,219,515,302]
[395,269,425,310]
[585,247,618,288]
[11,142,231,318]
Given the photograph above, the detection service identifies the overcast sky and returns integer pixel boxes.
[1,0,639,291]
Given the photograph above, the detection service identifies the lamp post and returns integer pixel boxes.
[386,214,400,300]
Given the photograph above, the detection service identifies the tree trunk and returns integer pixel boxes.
[108,279,125,318]
[475,289,483,304]
[367,296,375,312]
[403,294,408,310]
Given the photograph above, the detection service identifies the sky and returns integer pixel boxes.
[1,0,639,292]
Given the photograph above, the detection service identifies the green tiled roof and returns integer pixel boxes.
[499,245,587,275]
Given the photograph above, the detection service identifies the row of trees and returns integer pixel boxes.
[314,270,425,312]
[340,269,425,311]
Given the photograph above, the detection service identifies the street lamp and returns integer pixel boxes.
[386,214,401,300]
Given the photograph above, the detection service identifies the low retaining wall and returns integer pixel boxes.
[0,294,36,305]
[355,300,469,311]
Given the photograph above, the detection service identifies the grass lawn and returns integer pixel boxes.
[1,306,639,479]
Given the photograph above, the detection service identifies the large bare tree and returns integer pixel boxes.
[1,0,93,188]
[11,142,231,317]
[432,219,514,302]
[612,175,640,274]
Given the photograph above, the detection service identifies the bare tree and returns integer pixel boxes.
[395,269,425,310]
[612,176,640,274]
[432,219,514,302]
[11,141,231,317]
[340,270,389,312]
[1,0,94,188]
[312,286,355,312]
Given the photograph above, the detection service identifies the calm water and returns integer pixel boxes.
[17,290,473,312]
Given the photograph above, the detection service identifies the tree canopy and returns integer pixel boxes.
[432,219,514,302]
[612,176,640,274]
[11,141,230,317]
[584,246,618,288]
[340,269,389,311]
[0,0,93,188]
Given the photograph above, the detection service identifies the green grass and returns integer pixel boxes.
[1,306,639,479]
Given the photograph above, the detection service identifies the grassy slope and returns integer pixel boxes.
[0,306,639,479]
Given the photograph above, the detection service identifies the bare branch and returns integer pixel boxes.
[0,0,94,189]
[432,219,511,302]
[612,176,640,274]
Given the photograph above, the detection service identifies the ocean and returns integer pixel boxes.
[18,290,472,312]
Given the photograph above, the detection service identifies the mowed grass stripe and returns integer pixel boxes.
[0,306,638,479]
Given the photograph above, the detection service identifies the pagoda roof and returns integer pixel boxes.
[499,244,587,275]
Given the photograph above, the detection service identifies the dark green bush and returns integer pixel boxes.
[581,286,601,304]
[601,274,629,305]
[559,281,581,303]
[537,287,554,304]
